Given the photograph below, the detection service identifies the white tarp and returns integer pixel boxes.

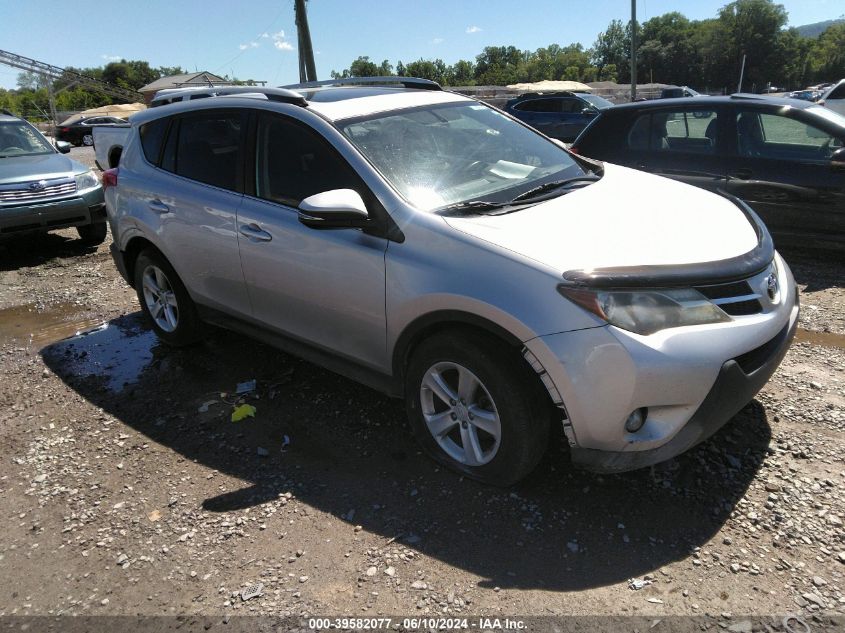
[506,80,593,93]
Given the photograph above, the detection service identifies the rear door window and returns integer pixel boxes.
[628,109,718,153]
[164,110,245,192]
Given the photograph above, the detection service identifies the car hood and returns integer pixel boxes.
[443,163,760,275]
[0,153,85,185]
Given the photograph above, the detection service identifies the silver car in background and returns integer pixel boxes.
[103,81,798,485]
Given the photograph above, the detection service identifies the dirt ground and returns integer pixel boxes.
[0,146,843,632]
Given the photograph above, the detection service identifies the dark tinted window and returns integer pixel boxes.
[189,93,211,101]
[628,109,718,153]
[139,118,169,165]
[515,98,561,113]
[173,111,244,191]
[828,84,845,100]
[255,114,360,206]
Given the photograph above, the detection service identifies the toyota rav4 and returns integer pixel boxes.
[103,79,798,485]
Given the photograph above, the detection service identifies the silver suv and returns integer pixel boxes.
[104,82,798,485]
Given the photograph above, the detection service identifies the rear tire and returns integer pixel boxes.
[82,134,94,146]
[76,222,107,245]
[405,331,550,486]
[134,249,204,346]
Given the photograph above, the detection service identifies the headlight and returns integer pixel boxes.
[75,170,99,191]
[557,286,730,335]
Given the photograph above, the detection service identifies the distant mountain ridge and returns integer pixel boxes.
[795,18,844,38]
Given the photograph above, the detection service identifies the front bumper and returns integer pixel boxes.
[570,306,797,472]
[0,189,106,238]
[524,253,798,473]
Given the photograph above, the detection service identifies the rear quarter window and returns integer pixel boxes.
[139,118,170,165]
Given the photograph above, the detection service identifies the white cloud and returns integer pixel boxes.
[431,37,444,44]
[260,32,269,38]
[239,41,260,50]
[101,54,122,62]
[272,30,294,51]
[465,25,482,34]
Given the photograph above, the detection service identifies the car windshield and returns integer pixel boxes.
[579,94,613,109]
[0,121,54,157]
[337,101,588,211]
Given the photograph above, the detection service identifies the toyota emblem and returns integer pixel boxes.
[28,180,47,192]
[766,273,779,300]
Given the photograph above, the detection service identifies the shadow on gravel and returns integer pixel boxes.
[776,246,844,292]
[0,231,98,271]
[42,314,771,592]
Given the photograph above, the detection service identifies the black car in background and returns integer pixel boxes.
[55,116,127,147]
[571,94,845,250]
[504,91,613,142]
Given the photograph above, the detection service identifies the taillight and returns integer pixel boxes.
[102,168,119,190]
[569,146,579,155]
[60,127,70,133]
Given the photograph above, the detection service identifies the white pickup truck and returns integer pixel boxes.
[92,123,131,171]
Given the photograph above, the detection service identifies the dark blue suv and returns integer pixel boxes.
[504,91,613,142]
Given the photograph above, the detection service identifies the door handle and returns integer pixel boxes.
[148,199,169,213]
[239,223,272,242]
[730,168,753,180]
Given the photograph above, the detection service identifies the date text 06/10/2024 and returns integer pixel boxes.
[307,617,526,630]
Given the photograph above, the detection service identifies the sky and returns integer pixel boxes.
[0,0,842,91]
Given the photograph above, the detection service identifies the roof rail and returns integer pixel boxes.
[282,76,442,91]
[152,85,308,107]
[729,93,772,101]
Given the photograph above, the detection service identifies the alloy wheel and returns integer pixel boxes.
[419,361,502,466]
[141,265,179,333]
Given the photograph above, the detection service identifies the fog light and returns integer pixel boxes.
[624,408,647,433]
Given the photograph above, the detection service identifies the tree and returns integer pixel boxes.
[473,46,527,85]
[809,22,845,81]
[448,59,476,85]
[404,58,448,84]
[706,0,789,90]
[592,20,629,81]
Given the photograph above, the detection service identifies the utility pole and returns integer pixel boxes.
[737,53,746,93]
[294,0,317,83]
[630,0,638,101]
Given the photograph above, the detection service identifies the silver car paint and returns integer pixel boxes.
[109,95,794,460]
[115,128,252,316]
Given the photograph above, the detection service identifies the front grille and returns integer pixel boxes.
[0,178,77,203]
[694,279,763,316]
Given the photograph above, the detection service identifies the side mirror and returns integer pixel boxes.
[831,147,845,171]
[298,189,369,229]
[56,141,71,154]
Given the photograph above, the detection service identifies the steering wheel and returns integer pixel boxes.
[1,146,24,153]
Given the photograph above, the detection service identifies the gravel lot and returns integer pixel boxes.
[0,146,843,631]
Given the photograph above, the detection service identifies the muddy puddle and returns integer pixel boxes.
[0,302,104,348]
[0,301,158,391]
[795,328,845,350]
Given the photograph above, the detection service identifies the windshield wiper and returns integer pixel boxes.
[511,175,601,203]
[438,199,521,215]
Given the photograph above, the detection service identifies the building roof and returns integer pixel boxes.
[139,72,228,95]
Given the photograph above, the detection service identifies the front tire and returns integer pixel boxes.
[134,249,204,346]
[76,222,107,245]
[405,331,550,486]
[82,134,94,146]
